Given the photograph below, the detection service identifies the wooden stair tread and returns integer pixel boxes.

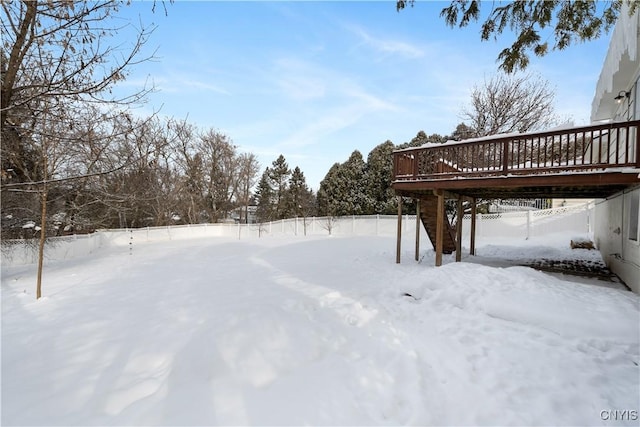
[419,195,456,254]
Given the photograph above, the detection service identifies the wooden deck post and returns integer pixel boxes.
[470,197,477,256]
[455,197,463,262]
[415,198,420,261]
[636,123,640,167]
[396,196,402,264]
[435,190,444,266]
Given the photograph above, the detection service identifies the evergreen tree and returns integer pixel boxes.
[268,155,291,219]
[340,150,370,215]
[425,133,449,144]
[317,163,342,216]
[365,140,396,214]
[450,123,476,141]
[396,131,448,149]
[397,0,637,73]
[288,166,315,218]
[317,151,371,216]
[254,168,274,223]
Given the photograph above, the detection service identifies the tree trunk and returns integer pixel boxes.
[1,1,37,128]
[36,173,47,299]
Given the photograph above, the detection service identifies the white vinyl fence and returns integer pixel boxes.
[1,203,594,267]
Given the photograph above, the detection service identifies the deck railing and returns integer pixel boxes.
[393,120,640,181]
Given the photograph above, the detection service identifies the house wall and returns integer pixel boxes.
[594,186,640,292]
[600,61,640,292]
[590,3,640,293]
[591,2,640,123]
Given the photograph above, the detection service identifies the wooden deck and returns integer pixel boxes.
[391,120,640,265]
[392,120,640,199]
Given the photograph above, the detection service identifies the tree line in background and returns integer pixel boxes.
[0,0,581,239]
[2,110,264,234]
[0,0,615,300]
[0,1,265,244]
[316,72,557,218]
[2,61,558,240]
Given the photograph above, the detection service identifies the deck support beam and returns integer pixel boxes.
[415,198,420,261]
[470,197,477,255]
[455,196,463,262]
[396,196,402,264]
[435,190,444,266]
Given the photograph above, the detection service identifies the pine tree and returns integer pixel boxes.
[341,150,371,215]
[317,163,342,216]
[268,155,291,219]
[451,123,476,141]
[254,168,274,223]
[397,0,637,73]
[317,151,371,216]
[288,166,315,218]
[365,140,396,214]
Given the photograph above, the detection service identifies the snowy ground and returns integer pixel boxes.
[2,233,639,426]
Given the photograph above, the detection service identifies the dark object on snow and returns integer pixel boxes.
[570,239,595,250]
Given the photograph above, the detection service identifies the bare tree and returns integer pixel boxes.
[97,115,179,228]
[237,153,260,224]
[170,119,206,223]
[199,129,239,222]
[171,124,259,225]
[1,1,157,299]
[461,73,557,138]
[1,1,155,128]
[321,216,338,236]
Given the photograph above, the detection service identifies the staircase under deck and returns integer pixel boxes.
[419,194,456,255]
[391,120,640,266]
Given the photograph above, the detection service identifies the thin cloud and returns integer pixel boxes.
[272,58,328,101]
[153,73,231,95]
[262,56,403,149]
[277,94,398,149]
[277,75,326,101]
[347,25,424,59]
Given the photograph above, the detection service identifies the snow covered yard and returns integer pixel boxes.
[2,234,639,426]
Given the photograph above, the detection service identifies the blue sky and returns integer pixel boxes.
[115,1,612,190]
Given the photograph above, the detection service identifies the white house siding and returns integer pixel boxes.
[590,3,640,292]
[591,2,640,123]
[594,188,640,292]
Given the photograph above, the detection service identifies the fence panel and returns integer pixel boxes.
[2,204,594,266]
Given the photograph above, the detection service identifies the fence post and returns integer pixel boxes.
[526,210,532,240]
[396,196,402,263]
[470,198,477,255]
